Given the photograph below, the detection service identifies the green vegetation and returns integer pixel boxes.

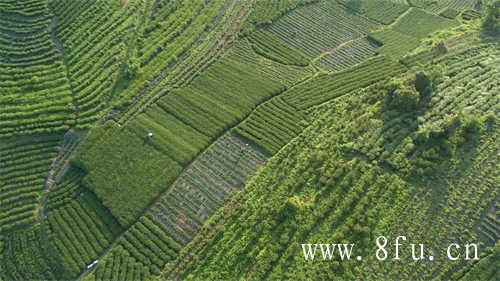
[163,48,498,279]
[84,134,267,278]
[339,0,409,24]
[317,37,381,71]
[483,0,500,34]
[266,1,380,57]
[1,0,498,280]
[370,8,459,59]
[0,135,61,233]
[74,122,182,226]
[0,226,67,280]
[45,169,122,276]
[0,0,75,137]
[249,0,317,25]
[249,30,310,66]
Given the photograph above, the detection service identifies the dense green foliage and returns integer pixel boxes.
[0,135,61,233]
[1,0,498,280]
[483,0,500,34]
[84,134,267,279]
[0,0,75,136]
[74,122,182,226]
[164,49,498,279]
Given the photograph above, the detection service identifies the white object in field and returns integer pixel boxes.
[87,260,99,269]
[147,132,153,139]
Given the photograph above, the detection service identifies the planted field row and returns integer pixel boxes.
[408,0,478,14]
[118,215,182,275]
[46,176,122,277]
[50,0,141,126]
[249,0,317,25]
[0,0,75,136]
[249,29,310,66]
[118,0,254,123]
[74,40,311,226]
[114,0,227,110]
[283,55,406,109]
[266,1,380,57]
[369,8,458,59]
[0,226,63,281]
[422,44,500,124]
[82,245,151,281]
[337,0,409,24]
[0,134,61,234]
[392,8,458,39]
[91,134,267,277]
[317,37,380,72]
[235,97,307,155]
[476,211,499,245]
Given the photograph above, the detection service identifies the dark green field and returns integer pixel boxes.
[0,0,498,280]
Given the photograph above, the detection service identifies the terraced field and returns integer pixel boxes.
[266,1,380,57]
[0,0,75,136]
[165,42,499,280]
[1,0,498,280]
[83,134,267,279]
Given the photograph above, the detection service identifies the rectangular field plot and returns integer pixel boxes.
[235,97,307,155]
[86,134,267,277]
[74,122,183,226]
[370,8,458,59]
[409,0,479,14]
[266,1,380,57]
[283,56,406,109]
[317,37,380,72]
[338,0,409,24]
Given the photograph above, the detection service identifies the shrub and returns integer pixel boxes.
[483,1,500,35]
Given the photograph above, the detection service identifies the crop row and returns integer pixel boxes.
[248,0,317,25]
[82,245,151,281]
[317,37,380,72]
[249,29,309,66]
[46,181,122,277]
[49,0,142,126]
[114,0,227,109]
[118,0,253,123]
[0,134,61,234]
[0,0,75,136]
[337,0,409,25]
[0,226,62,280]
[409,0,478,13]
[235,97,307,155]
[284,55,406,109]
[266,1,380,57]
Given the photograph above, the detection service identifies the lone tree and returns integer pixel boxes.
[483,0,500,35]
[385,71,434,112]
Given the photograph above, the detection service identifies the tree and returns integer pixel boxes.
[125,57,140,79]
[483,1,500,35]
[415,71,433,97]
[345,0,362,12]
